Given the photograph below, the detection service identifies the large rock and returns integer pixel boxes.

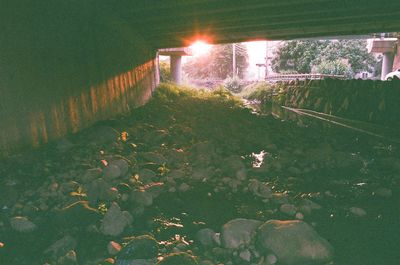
[222,155,246,178]
[10,216,37,233]
[56,201,100,228]
[86,178,118,204]
[44,235,77,258]
[221,218,262,249]
[195,228,216,248]
[90,126,119,144]
[156,252,198,265]
[131,190,153,207]
[248,179,272,199]
[57,250,78,265]
[256,220,333,265]
[101,202,132,236]
[103,159,129,179]
[117,235,158,260]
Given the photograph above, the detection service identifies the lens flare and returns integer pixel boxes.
[189,40,212,56]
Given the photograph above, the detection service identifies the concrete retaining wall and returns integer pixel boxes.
[0,3,158,156]
[272,79,400,127]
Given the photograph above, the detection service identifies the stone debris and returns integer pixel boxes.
[101,203,132,236]
[220,219,262,249]
[256,220,334,265]
[10,216,37,233]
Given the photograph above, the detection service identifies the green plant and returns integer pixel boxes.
[159,61,172,82]
[223,75,243,93]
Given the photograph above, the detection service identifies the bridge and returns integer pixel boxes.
[1,1,400,154]
[266,74,346,82]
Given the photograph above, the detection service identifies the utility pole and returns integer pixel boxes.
[232,43,236,77]
[265,41,269,79]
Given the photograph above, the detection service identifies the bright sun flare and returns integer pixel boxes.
[189,41,212,56]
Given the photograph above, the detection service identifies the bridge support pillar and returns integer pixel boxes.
[170,55,182,84]
[381,52,394,80]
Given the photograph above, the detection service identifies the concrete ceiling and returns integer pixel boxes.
[106,0,400,48]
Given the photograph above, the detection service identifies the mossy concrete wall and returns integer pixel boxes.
[0,3,158,156]
[272,79,400,127]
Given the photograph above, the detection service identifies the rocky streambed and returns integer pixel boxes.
[0,84,399,265]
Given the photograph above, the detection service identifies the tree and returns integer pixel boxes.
[183,44,249,79]
[315,60,353,78]
[272,40,378,77]
[159,61,172,82]
[271,40,329,73]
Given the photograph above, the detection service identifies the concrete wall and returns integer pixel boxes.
[0,3,158,155]
[271,79,400,127]
[392,40,400,71]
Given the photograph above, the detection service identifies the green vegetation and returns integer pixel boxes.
[183,44,249,79]
[159,61,172,82]
[271,40,379,78]
[223,75,243,93]
[238,81,276,100]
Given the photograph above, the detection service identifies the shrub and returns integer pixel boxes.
[223,75,243,93]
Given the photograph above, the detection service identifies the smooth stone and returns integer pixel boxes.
[44,235,77,258]
[280,204,297,216]
[101,203,132,236]
[86,178,117,205]
[112,159,130,177]
[139,169,157,183]
[373,188,392,198]
[195,228,216,248]
[266,254,277,265]
[298,199,322,215]
[239,249,251,262]
[103,258,116,264]
[90,126,119,144]
[168,169,185,179]
[156,252,198,265]
[295,212,304,220]
[10,216,37,233]
[248,180,272,199]
[117,235,158,260]
[271,193,289,205]
[56,201,100,228]
[117,259,155,265]
[256,220,333,265]
[131,190,153,207]
[287,166,301,175]
[200,261,214,265]
[179,183,191,192]
[142,152,167,165]
[81,168,103,183]
[103,159,129,179]
[221,218,262,249]
[108,241,122,255]
[57,250,78,265]
[349,207,367,217]
[222,155,246,177]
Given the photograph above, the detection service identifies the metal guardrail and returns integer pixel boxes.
[266,74,345,81]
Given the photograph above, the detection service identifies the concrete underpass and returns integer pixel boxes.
[1,2,400,265]
[1,0,400,154]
